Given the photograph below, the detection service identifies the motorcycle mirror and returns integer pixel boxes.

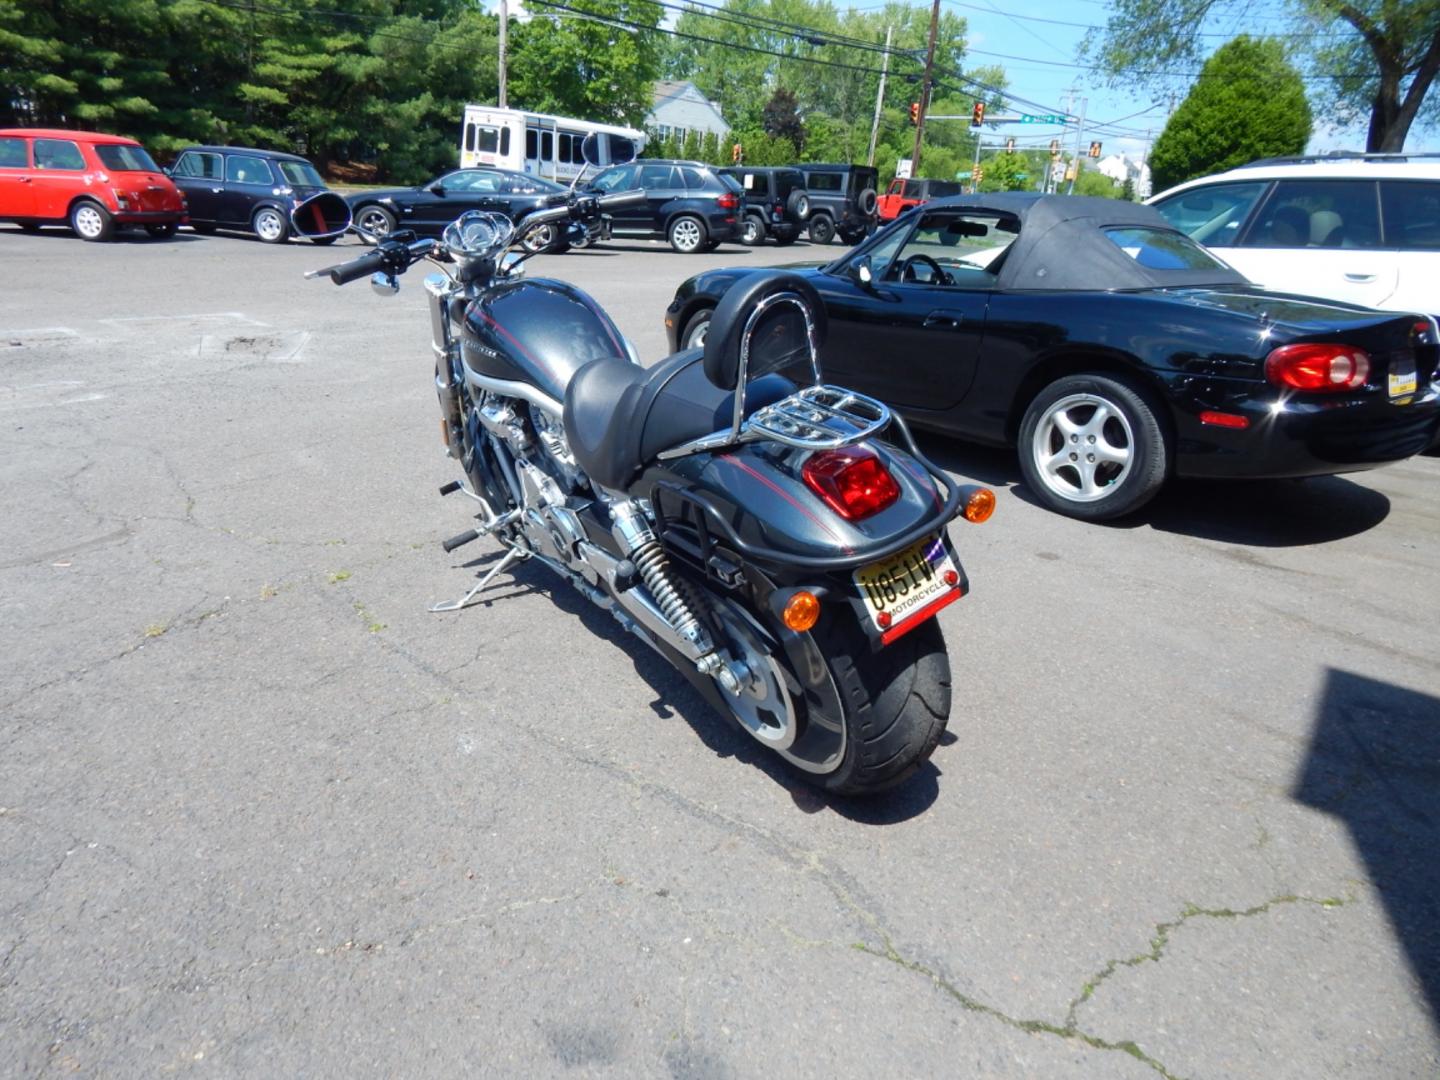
[579,133,604,167]
[290,191,353,240]
[370,271,400,296]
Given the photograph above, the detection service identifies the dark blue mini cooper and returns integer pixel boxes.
[169,145,338,244]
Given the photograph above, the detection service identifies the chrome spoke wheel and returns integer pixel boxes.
[1030,392,1135,502]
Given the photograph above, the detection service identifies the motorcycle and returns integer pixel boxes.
[300,136,994,796]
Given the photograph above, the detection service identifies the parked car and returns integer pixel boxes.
[584,159,743,253]
[0,127,186,241]
[664,193,1440,520]
[875,176,964,223]
[346,166,589,252]
[717,165,809,245]
[168,145,339,245]
[1148,153,1440,317]
[799,162,879,244]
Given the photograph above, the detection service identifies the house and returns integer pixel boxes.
[1096,152,1153,199]
[647,80,728,143]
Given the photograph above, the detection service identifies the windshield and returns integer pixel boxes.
[277,160,325,188]
[94,144,160,172]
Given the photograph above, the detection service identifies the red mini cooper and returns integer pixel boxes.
[0,128,187,241]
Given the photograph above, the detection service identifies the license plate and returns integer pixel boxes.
[853,534,961,642]
[1389,358,1417,399]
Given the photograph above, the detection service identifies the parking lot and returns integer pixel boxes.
[2,227,1438,1078]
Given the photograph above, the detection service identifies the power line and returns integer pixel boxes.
[940,0,1360,40]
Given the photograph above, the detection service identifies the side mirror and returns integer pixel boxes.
[162,166,172,177]
[428,182,446,196]
[855,256,874,287]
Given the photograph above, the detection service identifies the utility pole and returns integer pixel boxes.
[909,0,940,177]
[866,25,892,168]
[497,0,509,108]
[1066,95,1087,195]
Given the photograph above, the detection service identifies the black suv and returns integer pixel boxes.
[798,163,879,245]
[717,166,810,246]
[586,159,744,253]
[169,145,335,244]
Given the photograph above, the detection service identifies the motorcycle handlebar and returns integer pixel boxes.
[524,189,648,230]
[314,238,436,286]
[326,249,388,286]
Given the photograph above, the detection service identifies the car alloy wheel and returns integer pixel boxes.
[683,310,711,350]
[356,206,395,242]
[740,216,765,246]
[669,216,705,254]
[1018,373,1168,521]
[71,202,111,242]
[253,207,288,244]
[808,214,835,245]
[522,223,557,253]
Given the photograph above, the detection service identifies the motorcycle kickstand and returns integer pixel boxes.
[429,546,530,613]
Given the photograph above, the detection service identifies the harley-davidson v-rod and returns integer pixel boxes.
[301,137,993,796]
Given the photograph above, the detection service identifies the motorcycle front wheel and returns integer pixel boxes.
[713,597,951,796]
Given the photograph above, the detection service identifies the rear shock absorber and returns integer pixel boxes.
[610,502,715,656]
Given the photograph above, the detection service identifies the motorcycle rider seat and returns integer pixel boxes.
[563,271,827,492]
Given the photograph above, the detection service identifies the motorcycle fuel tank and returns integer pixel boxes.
[461,278,631,402]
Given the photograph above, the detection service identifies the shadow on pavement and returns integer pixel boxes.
[912,431,1391,546]
[481,556,941,822]
[1294,669,1440,1032]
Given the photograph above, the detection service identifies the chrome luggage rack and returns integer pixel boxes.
[743,384,892,450]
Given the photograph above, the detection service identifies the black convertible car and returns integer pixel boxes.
[665,193,1440,519]
[347,167,580,253]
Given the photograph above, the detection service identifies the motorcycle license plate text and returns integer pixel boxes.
[854,534,961,643]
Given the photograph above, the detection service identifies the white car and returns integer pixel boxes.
[1148,154,1440,316]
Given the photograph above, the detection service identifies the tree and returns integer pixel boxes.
[978,150,1031,191]
[1082,0,1440,152]
[1073,167,1122,198]
[762,86,804,151]
[1147,36,1311,189]
[1121,176,1136,201]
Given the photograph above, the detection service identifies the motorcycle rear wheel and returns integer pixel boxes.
[716,596,951,796]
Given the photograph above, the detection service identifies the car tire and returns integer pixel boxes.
[354,204,395,243]
[682,308,712,350]
[668,215,707,254]
[773,229,798,246]
[70,200,113,242]
[701,238,721,251]
[191,222,217,235]
[808,214,835,245]
[787,189,810,221]
[857,188,878,217]
[739,215,767,246]
[252,206,290,244]
[1018,373,1169,522]
[311,235,341,246]
[521,222,568,254]
[145,223,178,239]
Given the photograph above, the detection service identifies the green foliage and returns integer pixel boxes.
[978,150,1031,192]
[1121,176,1136,201]
[1082,0,1440,152]
[0,0,500,181]
[507,0,664,126]
[1148,36,1311,189]
[1073,166,1122,198]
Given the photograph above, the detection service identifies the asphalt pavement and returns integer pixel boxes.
[2,225,1438,1079]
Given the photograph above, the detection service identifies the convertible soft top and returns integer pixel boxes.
[915,192,1251,291]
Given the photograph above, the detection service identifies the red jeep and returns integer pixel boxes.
[875,177,964,223]
[0,128,187,241]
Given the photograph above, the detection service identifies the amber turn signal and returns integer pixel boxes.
[782,590,821,632]
[963,487,996,523]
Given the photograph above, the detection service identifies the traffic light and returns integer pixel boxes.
[971,101,985,127]
[1089,141,1102,158]
[909,101,920,126]
[1049,138,1060,155]
[971,165,982,182]
[731,143,742,163]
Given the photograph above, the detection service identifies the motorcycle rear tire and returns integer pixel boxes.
[808,614,950,795]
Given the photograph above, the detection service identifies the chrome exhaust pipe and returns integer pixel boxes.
[290,191,352,240]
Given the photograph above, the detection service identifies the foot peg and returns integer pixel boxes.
[442,529,480,553]
[439,480,462,496]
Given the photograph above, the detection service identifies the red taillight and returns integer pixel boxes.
[717,192,738,210]
[801,447,901,520]
[1265,343,1371,392]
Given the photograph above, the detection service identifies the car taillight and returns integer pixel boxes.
[717,192,738,210]
[802,447,900,520]
[1264,343,1371,392]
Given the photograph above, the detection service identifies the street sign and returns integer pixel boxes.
[1020,114,1068,124]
